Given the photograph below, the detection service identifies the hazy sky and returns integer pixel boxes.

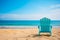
[0,0,60,20]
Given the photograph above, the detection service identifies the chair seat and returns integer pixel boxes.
[40,31,51,32]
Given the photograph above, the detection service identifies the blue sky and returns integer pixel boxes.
[0,0,60,20]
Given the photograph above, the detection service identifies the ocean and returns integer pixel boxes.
[0,20,60,27]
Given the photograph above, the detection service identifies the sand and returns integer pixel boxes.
[0,27,60,40]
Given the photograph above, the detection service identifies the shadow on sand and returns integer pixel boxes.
[31,34,51,38]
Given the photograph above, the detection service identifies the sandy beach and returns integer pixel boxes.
[0,26,60,40]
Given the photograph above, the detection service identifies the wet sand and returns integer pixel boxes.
[0,27,60,40]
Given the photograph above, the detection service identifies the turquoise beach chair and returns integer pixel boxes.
[38,17,52,36]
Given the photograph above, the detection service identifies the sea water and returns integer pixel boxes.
[0,20,60,27]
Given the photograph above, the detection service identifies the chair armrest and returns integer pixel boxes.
[51,26,52,28]
[38,26,39,28]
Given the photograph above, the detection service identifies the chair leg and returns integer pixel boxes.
[38,31,40,36]
[50,32,52,36]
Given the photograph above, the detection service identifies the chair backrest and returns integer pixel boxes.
[40,17,51,31]
[40,17,51,26]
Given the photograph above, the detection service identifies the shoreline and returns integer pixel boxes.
[0,26,60,29]
[0,26,37,29]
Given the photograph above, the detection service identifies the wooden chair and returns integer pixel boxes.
[38,17,52,36]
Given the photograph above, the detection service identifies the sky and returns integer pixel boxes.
[0,0,60,20]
